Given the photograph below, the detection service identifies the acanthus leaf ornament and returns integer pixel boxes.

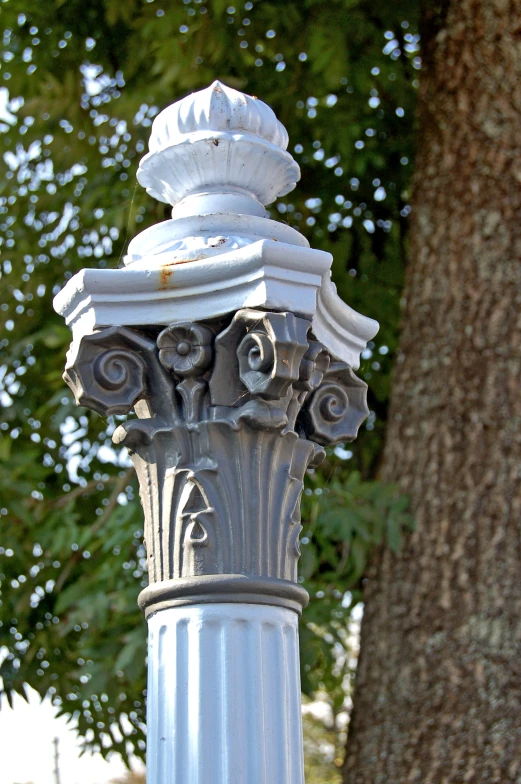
[62,312,370,616]
[57,82,377,622]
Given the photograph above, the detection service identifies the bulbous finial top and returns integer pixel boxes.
[137,80,299,213]
[148,80,289,153]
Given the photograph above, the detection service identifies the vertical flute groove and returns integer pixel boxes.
[147,604,304,784]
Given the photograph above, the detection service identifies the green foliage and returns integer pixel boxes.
[300,460,413,716]
[0,0,419,768]
[302,703,343,784]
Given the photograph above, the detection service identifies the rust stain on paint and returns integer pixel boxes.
[159,256,206,288]
[160,267,174,288]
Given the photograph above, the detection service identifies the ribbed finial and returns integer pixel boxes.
[136,81,300,215]
[148,80,289,152]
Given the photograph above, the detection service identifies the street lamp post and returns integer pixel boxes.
[54,81,378,784]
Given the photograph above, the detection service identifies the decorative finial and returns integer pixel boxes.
[148,80,290,151]
[136,81,300,217]
[54,79,379,372]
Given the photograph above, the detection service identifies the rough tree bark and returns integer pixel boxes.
[344,2,521,782]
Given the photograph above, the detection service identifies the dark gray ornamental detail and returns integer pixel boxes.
[63,309,369,616]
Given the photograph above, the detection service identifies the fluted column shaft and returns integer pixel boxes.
[147,604,304,784]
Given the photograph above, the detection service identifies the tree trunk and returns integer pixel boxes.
[344,2,521,782]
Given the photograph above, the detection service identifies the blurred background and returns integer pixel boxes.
[2,1,518,782]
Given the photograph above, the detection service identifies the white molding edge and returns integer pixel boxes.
[54,239,378,368]
[313,275,379,367]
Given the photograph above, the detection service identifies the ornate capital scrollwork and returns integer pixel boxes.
[296,340,330,392]
[64,327,153,416]
[63,309,369,616]
[298,362,370,445]
[211,309,309,404]
[157,323,214,377]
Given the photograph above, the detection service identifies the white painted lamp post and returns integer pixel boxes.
[54,81,378,784]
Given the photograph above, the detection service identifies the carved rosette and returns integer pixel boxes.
[64,310,369,616]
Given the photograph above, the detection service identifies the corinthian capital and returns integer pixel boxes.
[55,81,379,617]
[63,311,369,616]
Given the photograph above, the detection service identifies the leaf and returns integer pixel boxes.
[386,513,403,552]
[114,627,146,675]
